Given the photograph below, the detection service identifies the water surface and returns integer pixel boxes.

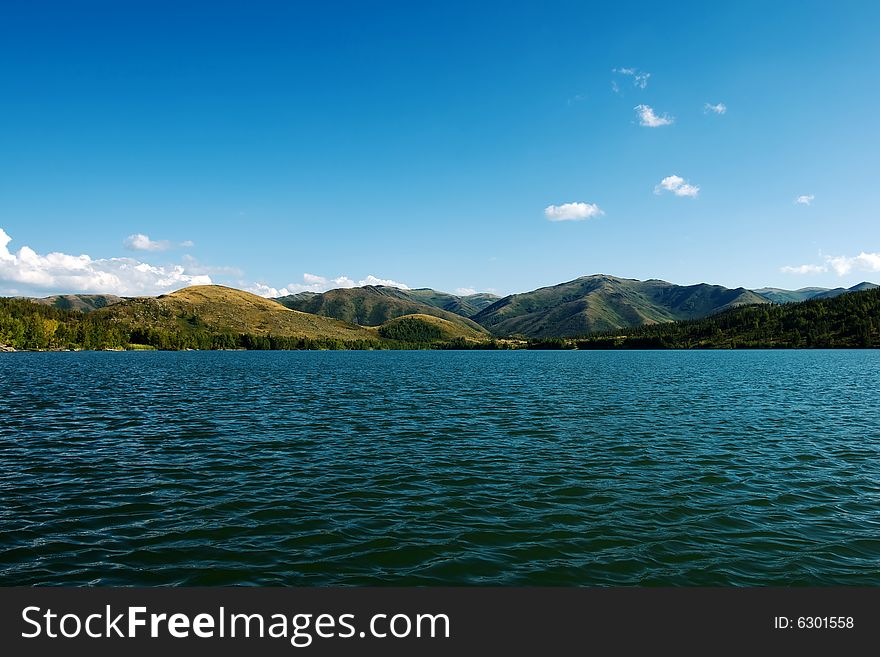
[1,350,879,585]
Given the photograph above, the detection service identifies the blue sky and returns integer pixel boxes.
[1,0,878,297]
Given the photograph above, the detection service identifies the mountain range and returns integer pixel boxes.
[19,275,879,341]
[275,285,490,334]
[271,275,877,338]
[752,282,877,304]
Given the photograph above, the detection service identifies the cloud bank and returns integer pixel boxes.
[654,175,700,198]
[248,273,411,298]
[781,252,880,276]
[0,228,211,296]
[826,252,880,276]
[544,202,605,222]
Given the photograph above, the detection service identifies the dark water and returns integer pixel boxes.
[1,350,879,586]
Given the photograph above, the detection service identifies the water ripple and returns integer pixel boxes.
[1,350,879,585]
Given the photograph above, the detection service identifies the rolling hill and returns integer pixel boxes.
[275,285,489,334]
[472,275,770,338]
[30,294,124,312]
[376,313,488,343]
[94,285,379,341]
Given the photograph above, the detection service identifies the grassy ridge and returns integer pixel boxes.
[275,285,489,333]
[96,285,379,342]
[472,275,769,338]
[29,293,123,312]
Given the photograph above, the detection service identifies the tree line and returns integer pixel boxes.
[574,288,880,349]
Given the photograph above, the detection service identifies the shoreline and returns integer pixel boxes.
[2,344,878,353]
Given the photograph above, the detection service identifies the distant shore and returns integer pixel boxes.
[2,343,878,353]
[3,284,878,351]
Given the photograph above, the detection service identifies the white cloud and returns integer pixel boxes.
[780,264,827,274]
[0,228,212,296]
[124,233,193,251]
[246,282,289,298]
[361,275,409,288]
[613,67,650,89]
[634,104,673,127]
[781,252,880,276]
[795,194,815,205]
[544,202,605,222]
[455,287,477,296]
[654,175,700,198]
[247,273,411,298]
[826,252,880,276]
[611,80,620,94]
[704,102,727,114]
[123,233,170,251]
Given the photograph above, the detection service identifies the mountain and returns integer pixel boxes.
[30,294,123,312]
[275,285,489,334]
[812,282,879,300]
[753,287,831,304]
[472,275,769,338]
[400,288,500,316]
[754,282,877,304]
[578,287,880,349]
[94,285,378,341]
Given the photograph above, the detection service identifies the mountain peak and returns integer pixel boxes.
[472,276,769,338]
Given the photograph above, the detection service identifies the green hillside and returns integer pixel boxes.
[275,285,489,333]
[473,275,769,338]
[577,287,880,349]
[376,313,488,343]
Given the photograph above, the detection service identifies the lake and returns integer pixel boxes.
[1,350,879,585]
